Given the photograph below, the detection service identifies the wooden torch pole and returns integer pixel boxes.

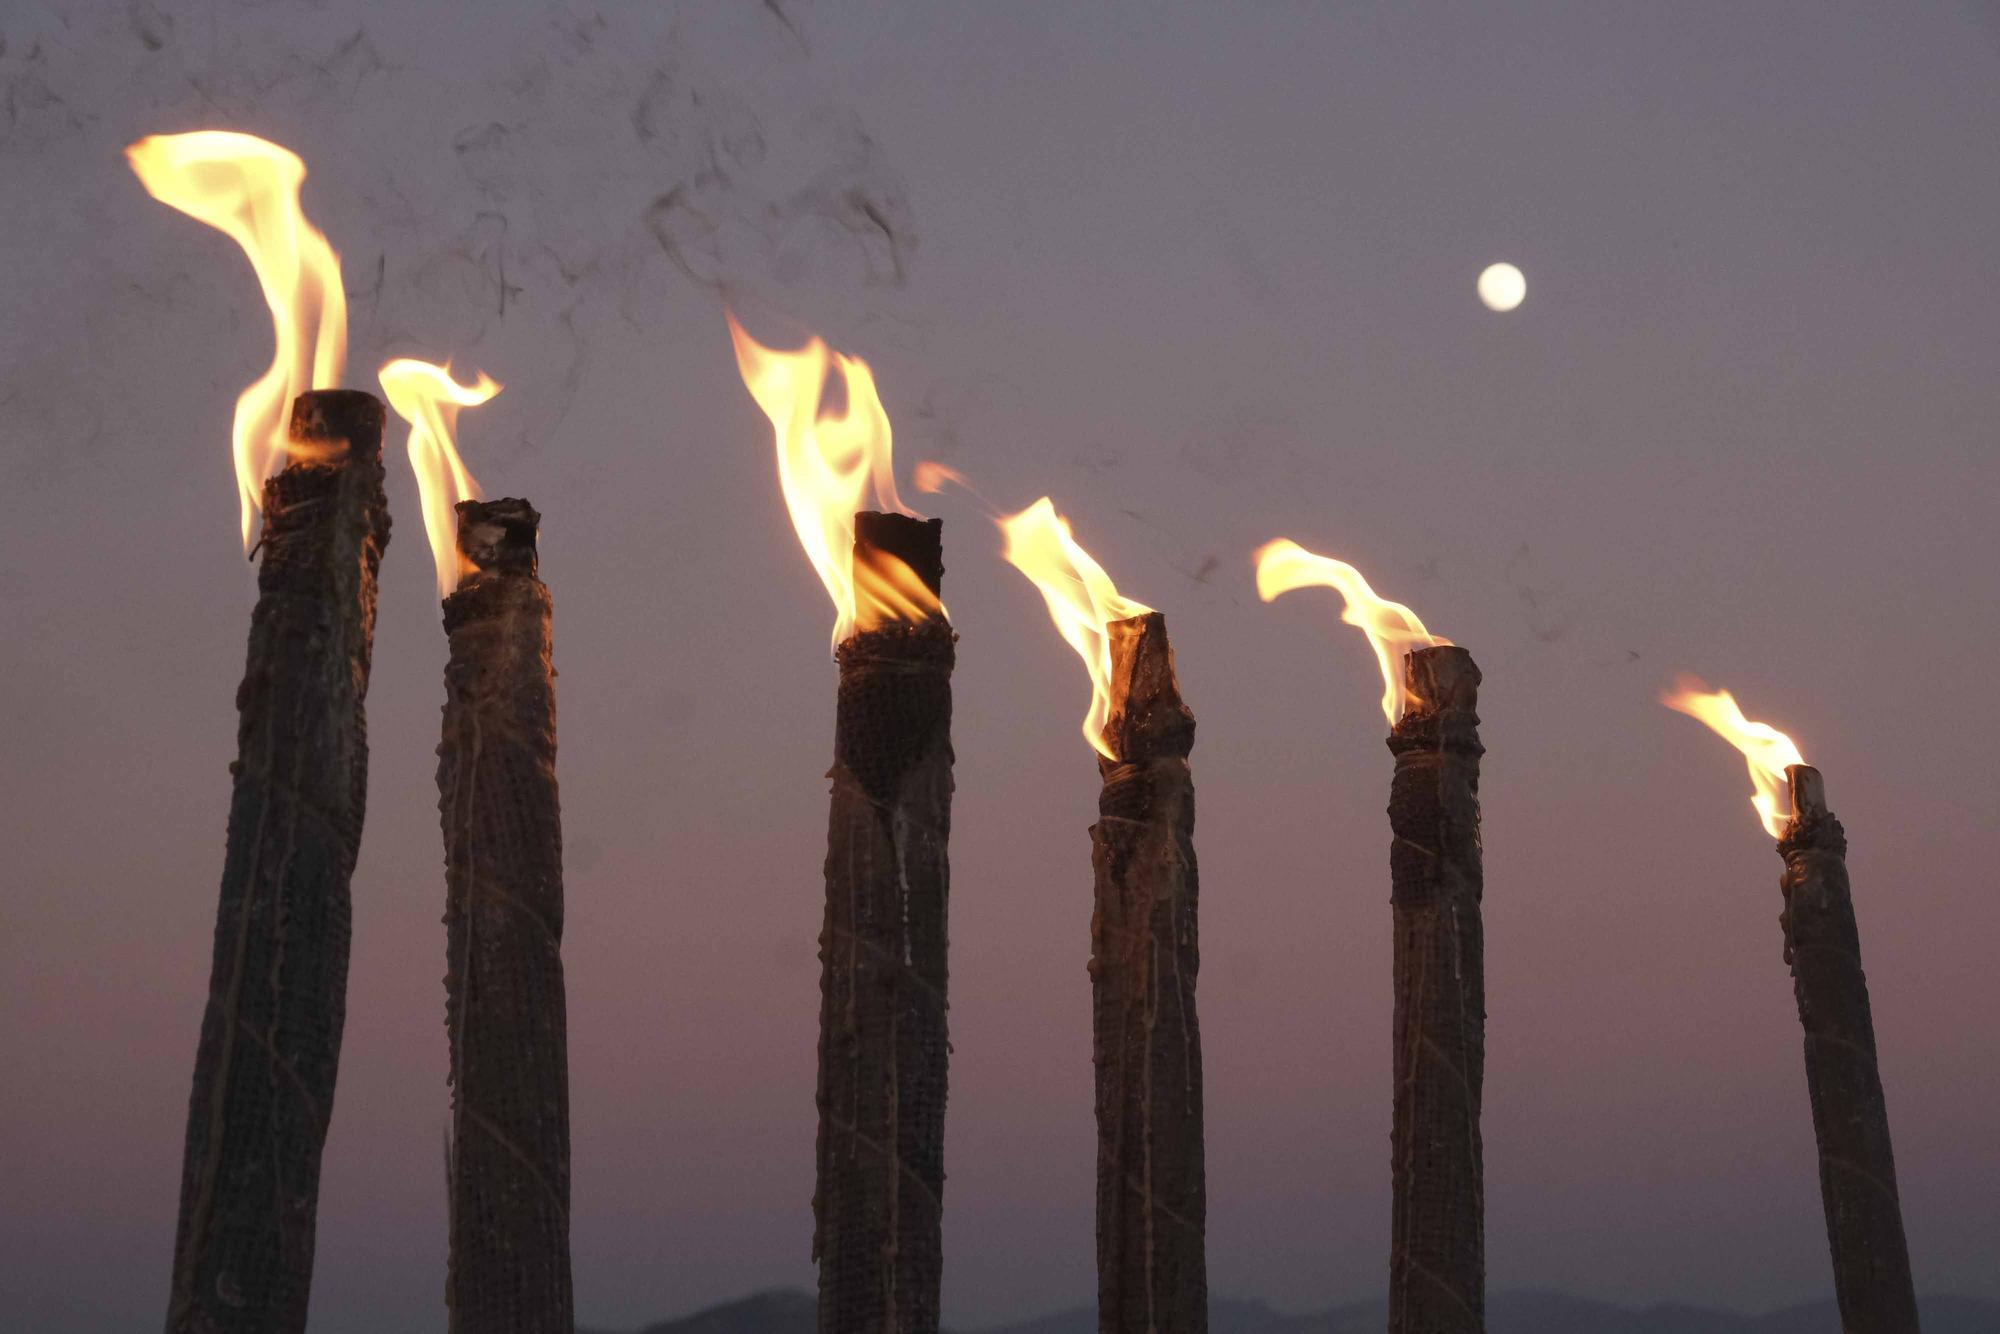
[1779,765,1920,1334]
[815,512,955,1334]
[167,390,391,1334]
[1385,645,1486,1334]
[1091,611,1207,1334]
[436,497,573,1333]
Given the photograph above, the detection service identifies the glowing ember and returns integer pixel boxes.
[126,132,348,550]
[1662,676,1806,839]
[1000,498,1154,759]
[1255,538,1448,724]
[378,359,502,598]
[726,313,940,648]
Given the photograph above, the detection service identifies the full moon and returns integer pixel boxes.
[1477,262,1526,312]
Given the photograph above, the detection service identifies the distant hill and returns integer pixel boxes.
[595,1289,816,1334]
[587,1288,1999,1334]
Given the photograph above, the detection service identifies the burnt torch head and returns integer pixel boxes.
[1786,764,1828,821]
[1778,763,1846,859]
[1402,644,1481,718]
[454,497,540,585]
[1102,611,1194,765]
[286,389,385,468]
[257,391,390,569]
[1388,643,1483,758]
[847,510,947,638]
[854,511,945,598]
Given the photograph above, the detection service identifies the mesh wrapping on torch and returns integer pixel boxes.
[815,512,955,1334]
[436,498,573,1334]
[1385,645,1486,1334]
[1090,612,1207,1334]
[167,391,390,1334]
[1776,766,1919,1334]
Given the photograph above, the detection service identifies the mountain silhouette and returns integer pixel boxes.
[587,1288,1998,1334]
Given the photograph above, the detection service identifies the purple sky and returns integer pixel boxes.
[3,3,1997,1330]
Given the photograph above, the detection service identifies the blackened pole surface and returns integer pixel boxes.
[167,390,390,1334]
[815,512,954,1334]
[1090,612,1206,1334]
[1778,766,1920,1334]
[1385,645,1486,1334]
[438,498,573,1333]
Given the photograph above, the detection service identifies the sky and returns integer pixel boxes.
[2,2,1998,1330]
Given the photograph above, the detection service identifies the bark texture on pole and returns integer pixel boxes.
[167,390,390,1334]
[815,512,955,1334]
[1778,766,1920,1334]
[438,498,573,1334]
[1090,612,1206,1334]
[1385,645,1486,1334]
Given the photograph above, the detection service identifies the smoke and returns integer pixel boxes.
[0,0,917,478]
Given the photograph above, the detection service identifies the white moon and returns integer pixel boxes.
[1477,262,1526,312]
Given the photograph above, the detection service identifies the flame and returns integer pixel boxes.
[1661,677,1805,839]
[378,360,502,598]
[727,312,939,647]
[1000,499,1154,759]
[126,132,347,550]
[914,461,969,495]
[855,545,941,630]
[1255,539,1448,724]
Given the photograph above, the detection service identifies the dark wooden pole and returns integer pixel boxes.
[166,390,390,1334]
[1385,645,1486,1334]
[814,512,955,1334]
[1779,765,1920,1334]
[1091,612,1206,1334]
[437,497,573,1333]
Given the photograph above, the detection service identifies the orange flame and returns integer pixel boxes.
[914,461,969,495]
[126,132,347,550]
[1255,538,1448,724]
[727,312,939,647]
[1001,499,1154,759]
[378,360,502,598]
[1661,677,1806,839]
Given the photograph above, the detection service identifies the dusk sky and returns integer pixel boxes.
[3,3,1998,1330]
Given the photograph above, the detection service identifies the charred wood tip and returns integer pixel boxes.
[854,510,944,595]
[258,391,391,578]
[1102,611,1194,767]
[285,389,385,465]
[455,497,541,580]
[443,499,549,634]
[1404,644,1481,714]
[1389,644,1482,755]
[1786,764,1828,820]
[1779,765,1846,859]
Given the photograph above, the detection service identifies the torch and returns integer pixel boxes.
[729,315,955,1333]
[1257,539,1485,1334]
[1663,680,1920,1332]
[1001,499,1208,1333]
[129,133,388,1334]
[382,361,576,1333]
